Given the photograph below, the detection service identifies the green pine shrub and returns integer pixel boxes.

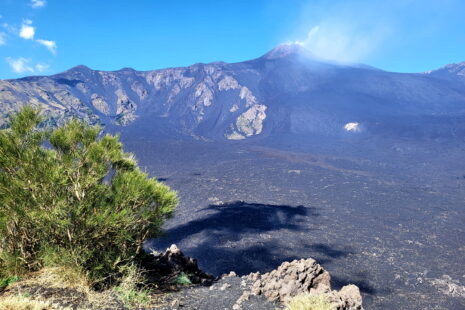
[0,107,178,287]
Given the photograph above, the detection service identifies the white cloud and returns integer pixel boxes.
[288,0,395,64]
[36,39,57,54]
[20,20,35,40]
[35,63,49,72]
[6,57,34,74]
[16,19,58,55]
[294,22,388,63]
[31,0,46,8]
[5,57,50,75]
[0,32,5,45]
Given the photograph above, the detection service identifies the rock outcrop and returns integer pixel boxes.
[240,258,363,310]
[144,246,364,309]
[142,244,215,288]
[248,258,331,303]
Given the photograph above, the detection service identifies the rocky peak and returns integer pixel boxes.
[67,65,92,73]
[56,65,94,79]
[426,61,465,77]
[261,43,314,60]
[117,67,136,73]
[440,62,465,75]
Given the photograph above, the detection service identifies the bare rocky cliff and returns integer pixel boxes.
[0,60,266,140]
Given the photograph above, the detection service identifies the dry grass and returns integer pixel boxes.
[285,294,333,310]
[2,267,105,309]
[25,267,89,291]
[0,295,54,310]
[0,266,157,310]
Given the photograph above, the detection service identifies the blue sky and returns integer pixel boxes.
[0,0,464,79]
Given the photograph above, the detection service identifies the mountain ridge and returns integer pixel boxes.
[1,44,465,142]
[45,43,464,76]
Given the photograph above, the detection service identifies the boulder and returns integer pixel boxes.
[244,258,363,310]
[327,284,364,310]
[247,258,330,303]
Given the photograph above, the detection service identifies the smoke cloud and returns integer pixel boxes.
[295,22,389,63]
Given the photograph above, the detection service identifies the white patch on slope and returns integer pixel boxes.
[344,122,361,132]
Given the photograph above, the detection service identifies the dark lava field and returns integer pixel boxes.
[119,133,465,310]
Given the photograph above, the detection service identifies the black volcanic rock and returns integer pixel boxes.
[141,244,215,288]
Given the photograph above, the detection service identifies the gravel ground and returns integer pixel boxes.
[156,276,280,310]
[121,136,465,310]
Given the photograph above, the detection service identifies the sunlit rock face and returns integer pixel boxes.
[425,61,465,80]
[1,44,465,141]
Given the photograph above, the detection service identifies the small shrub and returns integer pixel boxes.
[285,294,333,310]
[0,275,20,290]
[0,107,178,287]
[114,264,150,308]
[114,287,150,309]
[173,272,192,286]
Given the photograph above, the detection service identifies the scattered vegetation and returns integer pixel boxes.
[172,272,192,286]
[285,294,333,310]
[0,107,178,288]
[113,264,151,308]
[0,275,20,291]
[114,286,150,309]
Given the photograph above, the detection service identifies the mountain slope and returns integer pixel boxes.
[1,44,464,141]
